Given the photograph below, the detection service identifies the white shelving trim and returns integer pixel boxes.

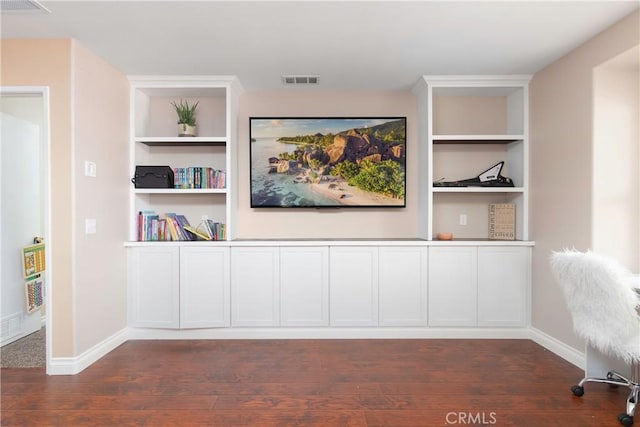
[432,187,525,193]
[432,134,524,143]
[134,188,227,195]
[135,137,227,144]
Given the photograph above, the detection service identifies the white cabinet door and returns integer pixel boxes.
[477,247,529,327]
[428,247,477,326]
[379,247,428,326]
[127,246,180,329]
[280,246,329,327]
[231,247,280,326]
[329,247,379,326]
[180,246,230,328]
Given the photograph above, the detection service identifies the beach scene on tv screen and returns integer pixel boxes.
[250,118,406,207]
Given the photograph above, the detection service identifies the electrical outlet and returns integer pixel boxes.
[459,214,467,226]
[85,219,96,234]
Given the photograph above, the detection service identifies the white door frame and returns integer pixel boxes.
[1,86,52,373]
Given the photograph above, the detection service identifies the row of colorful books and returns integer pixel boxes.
[173,167,226,189]
[137,211,226,241]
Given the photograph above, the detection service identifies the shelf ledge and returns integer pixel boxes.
[432,187,525,193]
[123,239,535,248]
[432,135,524,144]
[134,137,226,146]
[133,188,227,194]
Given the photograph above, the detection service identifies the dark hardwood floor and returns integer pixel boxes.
[0,339,631,426]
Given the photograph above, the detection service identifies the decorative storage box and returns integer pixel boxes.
[488,203,515,240]
[132,166,174,189]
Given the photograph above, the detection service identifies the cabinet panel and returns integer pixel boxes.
[379,247,428,326]
[477,247,529,327]
[329,247,379,326]
[231,247,280,326]
[280,246,329,327]
[180,246,230,328]
[428,247,477,326]
[127,247,180,328]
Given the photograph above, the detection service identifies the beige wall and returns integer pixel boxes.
[1,39,129,358]
[1,39,74,357]
[71,41,129,354]
[530,10,639,351]
[237,92,417,239]
[593,47,639,271]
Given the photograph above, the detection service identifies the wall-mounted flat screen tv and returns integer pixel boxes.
[250,117,406,208]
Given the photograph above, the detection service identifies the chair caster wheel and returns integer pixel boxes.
[571,385,584,396]
[618,413,634,426]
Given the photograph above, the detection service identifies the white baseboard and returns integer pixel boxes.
[528,326,585,370]
[47,328,129,375]
[127,327,532,340]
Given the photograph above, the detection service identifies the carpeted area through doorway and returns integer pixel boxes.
[0,328,45,368]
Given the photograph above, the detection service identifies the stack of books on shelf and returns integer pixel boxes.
[200,219,226,241]
[137,211,226,241]
[173,167,226,189]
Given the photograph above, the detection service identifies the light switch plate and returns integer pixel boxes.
[85,219,96,234]
[85,161,96,177]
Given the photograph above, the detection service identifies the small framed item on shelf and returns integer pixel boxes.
[132,166,174,189]
[488,203,515,240]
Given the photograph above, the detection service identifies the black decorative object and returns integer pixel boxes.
[131,166,175,189]
[433,161,514,187]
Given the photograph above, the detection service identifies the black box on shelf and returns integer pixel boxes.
[132,166,174,189]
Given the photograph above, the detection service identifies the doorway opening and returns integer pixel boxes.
[0,87,51,371]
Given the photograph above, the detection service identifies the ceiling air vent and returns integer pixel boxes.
[0,0,50,13]
[282,75,320,85]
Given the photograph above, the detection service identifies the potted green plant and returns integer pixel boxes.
[171,99,199,137]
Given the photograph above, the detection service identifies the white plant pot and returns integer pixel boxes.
[178,124,197,137]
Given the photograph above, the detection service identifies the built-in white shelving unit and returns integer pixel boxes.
[124,75,533,340]
[413,75,532,242]
[128,76,242,242]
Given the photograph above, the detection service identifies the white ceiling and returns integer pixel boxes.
[1,1,638,92]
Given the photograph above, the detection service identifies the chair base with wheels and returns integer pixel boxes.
[570,361,639,426]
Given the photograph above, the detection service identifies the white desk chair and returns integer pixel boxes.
[551,250,640,427]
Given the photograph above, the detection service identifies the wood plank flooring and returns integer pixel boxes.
[0,339,631,426]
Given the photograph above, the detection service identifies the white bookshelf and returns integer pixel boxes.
[128,76,242,242]
[413,75,531,242]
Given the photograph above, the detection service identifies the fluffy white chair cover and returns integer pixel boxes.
[550,250,640,363]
